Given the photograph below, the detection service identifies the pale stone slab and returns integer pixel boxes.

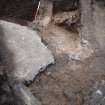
[0,20,54,81]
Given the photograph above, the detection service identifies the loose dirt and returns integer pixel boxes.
[29,1,105,105]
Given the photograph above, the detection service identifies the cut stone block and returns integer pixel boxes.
[0,20,54,81]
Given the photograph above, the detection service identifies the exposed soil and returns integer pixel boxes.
[28,1,105,105]
[29,24,105,105]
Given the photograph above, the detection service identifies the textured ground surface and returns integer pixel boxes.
[29,26,105,105]
[29,1,105,104]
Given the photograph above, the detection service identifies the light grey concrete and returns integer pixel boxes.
[0,20,54,81]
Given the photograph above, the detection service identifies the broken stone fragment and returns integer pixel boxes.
[53,10,79,25]
[0,20,54,81]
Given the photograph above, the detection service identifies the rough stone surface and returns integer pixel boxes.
[0,20,54,81]
[53,10,79,25]
[84,80,105,105]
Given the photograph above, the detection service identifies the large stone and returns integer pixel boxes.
[0,20,54,81]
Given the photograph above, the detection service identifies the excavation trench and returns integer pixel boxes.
[1,0,105,105]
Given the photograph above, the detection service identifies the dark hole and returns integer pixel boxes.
[0,0,40,21]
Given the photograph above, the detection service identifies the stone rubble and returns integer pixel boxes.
[84,80,105,105]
